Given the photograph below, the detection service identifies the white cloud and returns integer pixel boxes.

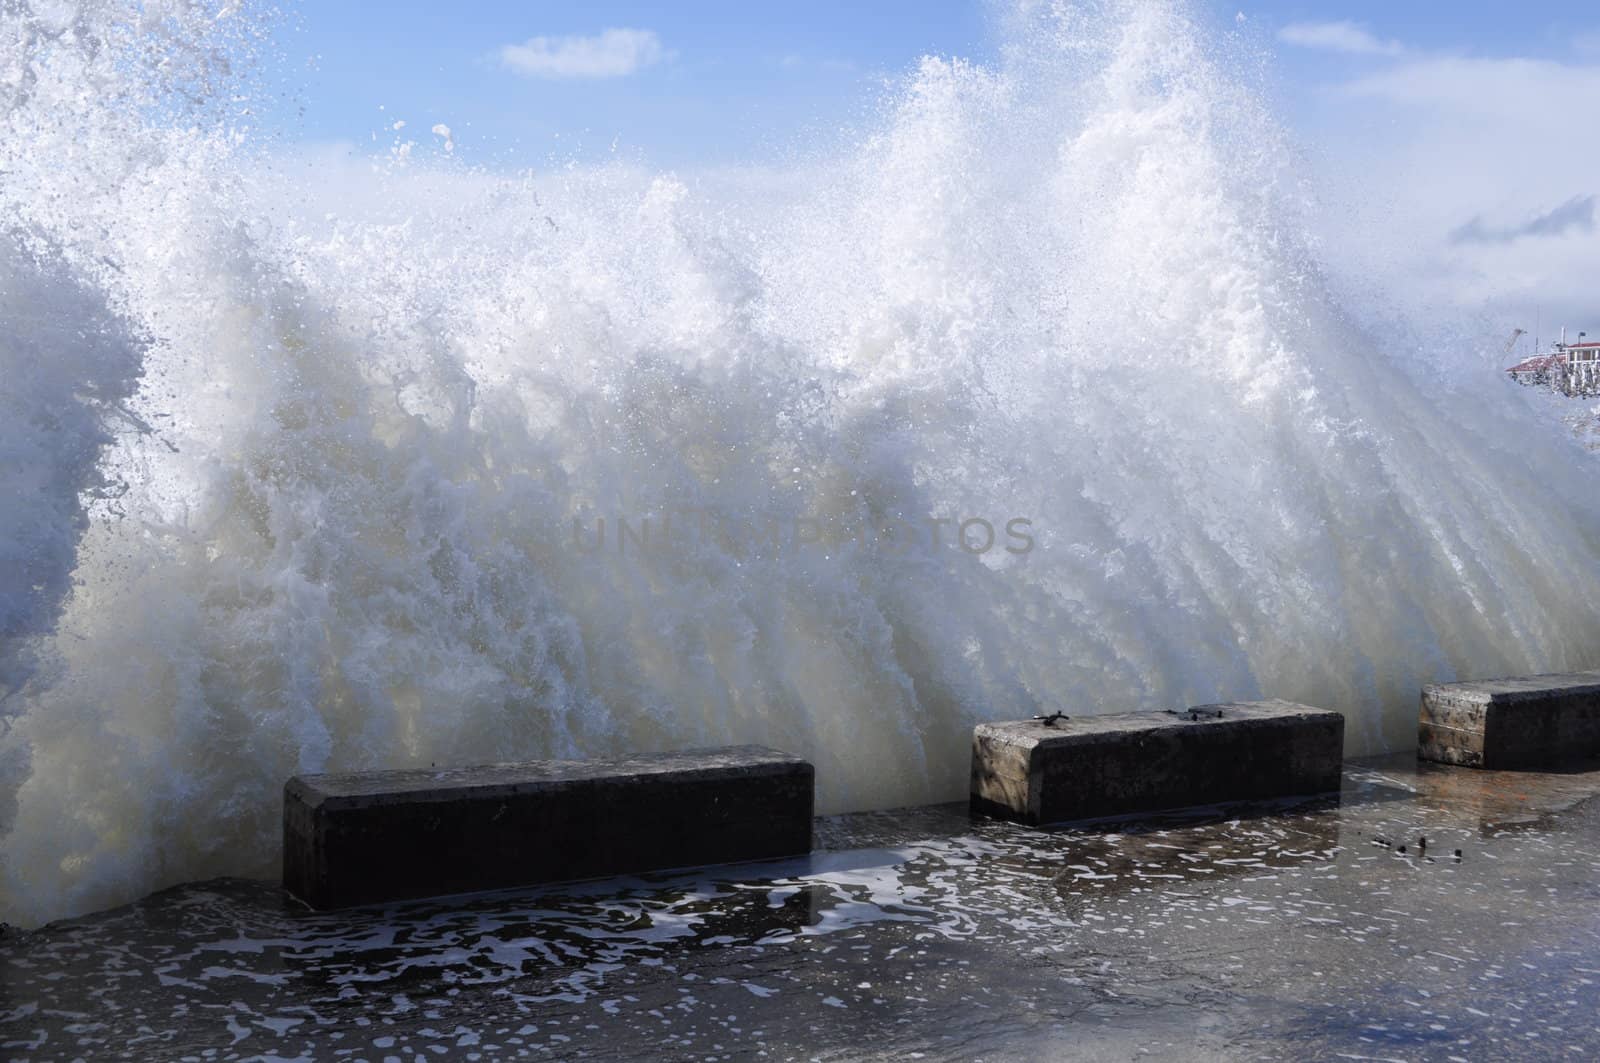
[1451,195,1597,245]
[1303,51,1600,331]
[1278,21,1404,57]
[1339,55,1600,119]
[500,28,668,80]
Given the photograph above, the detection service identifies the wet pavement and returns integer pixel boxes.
[4,753,1600,1061]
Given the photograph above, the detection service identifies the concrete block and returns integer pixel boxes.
[970,700,1344,825]
[1418,672,1600,769]
[284,745,814,909]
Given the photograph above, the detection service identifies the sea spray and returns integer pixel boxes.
[2,0,1599,925]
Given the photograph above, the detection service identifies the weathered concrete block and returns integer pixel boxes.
[1419,672,1600,769]
[284,745,814,909]
[970,700,1344,825]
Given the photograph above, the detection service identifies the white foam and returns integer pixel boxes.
[2,0,1599,926]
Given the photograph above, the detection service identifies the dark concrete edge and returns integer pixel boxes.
[969,784,1345,831]
[1467,750,1600,772]
[286,760,816,812]
[974,709,1346,751]
[1422,678,1600,705]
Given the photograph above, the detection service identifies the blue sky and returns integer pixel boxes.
[271,1,990,165]
[266,1,1600,167]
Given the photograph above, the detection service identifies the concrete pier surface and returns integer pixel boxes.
[7,753,1600,1060]
[284,745,814,908]
[1419,671,1600,769]
[972,700,1343,824]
